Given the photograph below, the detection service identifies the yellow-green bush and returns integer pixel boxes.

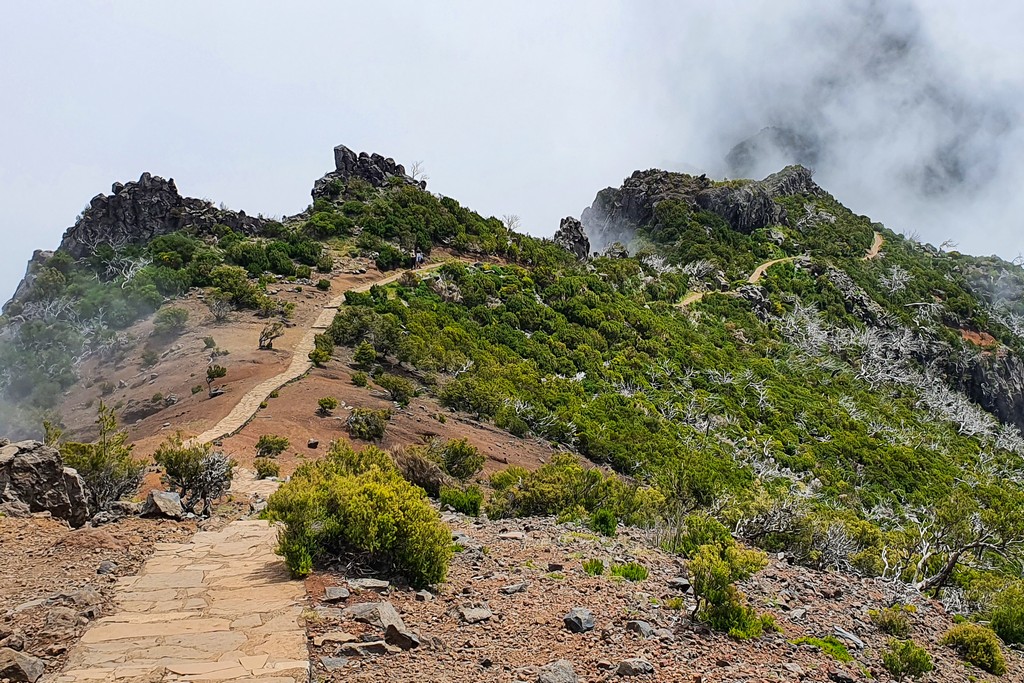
[690,540,774,639]
[264,442,451,587]
[347,407,391,441]
[989,581,1024,645]
[439,484,483,516]
[869,605,912,638]
[940,623,1006,676]
[254,458,279,479]
[881,639,933,681]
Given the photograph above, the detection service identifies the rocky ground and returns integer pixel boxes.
[302,512,1024,683]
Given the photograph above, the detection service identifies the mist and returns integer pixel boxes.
[2,0,1023,302]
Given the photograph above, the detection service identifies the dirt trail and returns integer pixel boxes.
[676,255,796,307]
[191,263,444,445]
[865,230,884,260]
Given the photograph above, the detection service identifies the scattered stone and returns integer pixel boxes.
[61,586,102,607]
[0,634,24,651]
[625,620,654,638]
[459,606,493,624]
[832,626,865,650]
[348,578,390,592]
[323,586,350,603]
[307,439,319,449]
[384,623,421,650]
[563,607,595,633]
[415,590,434,602]
[789,608,807,620]
[537,659,578,683]
[616,658,655,676]
[498,531,525,541]
[321,656,348,671]
[0,647,46,682]
[653,628,675,641]
[499,582,528,595]
[45,606,83,629]
[96,560,118,575]
[339,640,392,656]
[783,663,805,676]
[313,631,358,647]
[547,563,564,572]
[343,602,406,631]
[668,576,692,593]
[829,670,857,683]
[142,490,184,519]
[314,606,345,621]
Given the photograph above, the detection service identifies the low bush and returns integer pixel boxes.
[610,562,648,581]
[316,279,331,291]
[882,639,934,681]
[940,623,1006,676]
[254,458,280,479]
[354,341,377,369]
[203,336,216,348]
[869,605,912,638]
[256,434,290,457]
[439,485,483,516]
[989,582,1024,645]
[792,636,853,663]
[690,537,774,639]
[582,558,605,576]
[590,508,617,537]
[660,511,732,557]
[264,442,452,587]
[376,373,415,405]
[392,446,453,497]
[153,432,235,515]
[153,306,189,336]
[352,371,369,387]
[436,438,484,481]
[347,408,391,441]
[317,396,339,416]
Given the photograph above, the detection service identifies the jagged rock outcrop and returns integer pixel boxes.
[311,144,424,202]
[552,217,590,260]
[726,126,822,178]
[948,352,1024,434]
[3,250,55,315]
[58,173,265,260]
[0,440,89,527]
[695,166,824,234]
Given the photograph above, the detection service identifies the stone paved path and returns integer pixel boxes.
[55,521,308,682]
[192,264,443,445]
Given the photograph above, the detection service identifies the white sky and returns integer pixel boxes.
[2,1,1022,300]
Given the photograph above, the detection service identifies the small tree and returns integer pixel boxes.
[317,396,339,416]
[206,364,227,397]
[347,408,391,441]
[376,373,415,405]
[436,438,484,480]
[208,292,234,322]
[256,434,289,457]
[353,341,376,369]
[689,541,774,639]
[59,402,144,510]
[882,640,934,681]
[259,322,284,350]
[152,433,234,515]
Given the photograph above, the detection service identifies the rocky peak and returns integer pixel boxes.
[695,165,824,234]
[58,172,265,259]
[552,217,590,260]
[312,144,424,202]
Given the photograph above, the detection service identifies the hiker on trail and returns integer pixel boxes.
[415,251,425,266]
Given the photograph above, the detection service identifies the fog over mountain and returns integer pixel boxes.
[2,0,1022,300]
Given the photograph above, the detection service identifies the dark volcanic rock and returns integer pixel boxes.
[311,144,424,202]
[0,440,89,527]
[949,351,1024,434]
[58,173,265,260]
[695,165,823,233]
[553,217,590,260]
[726,126,822,178]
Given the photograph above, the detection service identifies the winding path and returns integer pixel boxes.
[192,263,444,445]
[676,255,798,308]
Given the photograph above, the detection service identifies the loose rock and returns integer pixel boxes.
[563,607,595,633]
[537,659,578,683]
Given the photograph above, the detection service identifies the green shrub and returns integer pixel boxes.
[256,434,289,457]
[153,306,189,336]
[269,389,279,398]
[376,373,415,405]
[590,508,617,536]
[141,349,160,368]
[317,396,339,416]
[436,438,485,481]
[660,511,732,557]
[354,341,377,369]
[582,558,605,576]
[191,384,203,395]
[205,364,227,396]
[309,348,331,365]
[439,485,483,516]
[869,605,912,638]
[316,279,331,291]
[392,446,453,497]
[882,639,934,681]
[203,336,216,348]
[610,562,648,581]
[989,582,1024,645]
[153,432,235,515]
[690,541,773,639]
[347,407,391,441]
[255,458,280,479]
[940,623,1006,675]
[59,402,144,510]
[352,371,369,387]
[264,442,452,586]
[792,636,853,663]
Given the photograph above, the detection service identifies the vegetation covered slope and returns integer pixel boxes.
[3,149,1024,628]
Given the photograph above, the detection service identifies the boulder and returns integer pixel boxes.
[563,607,595,633]
[625,620,654,638]
[343,602,405,632]
[0,441,90,527]
[0,647,46,682]
[537,659,578,683]
[616,658,655,676]
[348,578,390,592]
[553,217,590,260]
[324,586,350,603]
[142,490,184,519]
[458,606,493,624]
[384,623,421,650]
